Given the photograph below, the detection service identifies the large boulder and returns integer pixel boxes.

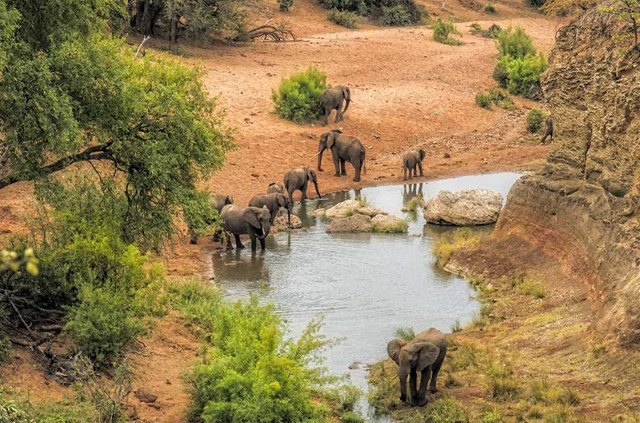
[273,214,303,230]
[423,189,503,226]
[371,214,408,233]
[326,214,372,233]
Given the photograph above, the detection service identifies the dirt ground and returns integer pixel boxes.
[0,1,566,421]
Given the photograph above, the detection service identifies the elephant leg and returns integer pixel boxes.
[323,108,331,126]
[418,161,424,177]
[235,233,245,249]
[416,368,431,406]
[353,160,361,182]
[301,184,308,201]
[249,234,257,253]
[333,156,341,176]
[403,166,407,181]
[340,159,347,176]
[226,233,234,250]
[259,237,266,251]
[413,165,417,177]
[335,100,344,122]
[287,209,292,226]
[409,369,419,405]
[429,356,445,393]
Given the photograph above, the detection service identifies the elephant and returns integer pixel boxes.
[283,167,322,204]
[267,182,285,194]
[189,194,234,244]
[387,328,448,407]
[220,205,271,252]
[402,149,426,181]
[319,86,351,126]
[249,193,292,226]
[541,116,553,144]
[317,129,366,182]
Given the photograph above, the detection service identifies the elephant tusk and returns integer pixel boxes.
[316,151,323,156]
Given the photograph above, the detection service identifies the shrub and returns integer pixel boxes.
[528,378,580,406]
[488,88,517,110]
[426,398,470,422]
[519,279,546,299]
[32,400,98,423]
[481,409,505,423]
[272,67,328,123]
[492,58,509,87]
[476,93,492,109]
[341,411,366,423]
[526,108,548,133]
[381,4,413,26]
[319,0,424,25]
[327,384,363,412]
[433,19,463,45]
[497,27,536,58]
[484,3,497,12]
[503,53,548,99]
[395,327,416,341]
[328,9,362,28]
[471,23,502,38]
[0,393,33,423]
[432,228,480,267]
[279,0,294,11]
[0,336,11,364]
[487,360,519,401]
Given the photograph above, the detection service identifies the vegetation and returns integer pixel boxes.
[372,217,409,233]
[600,0,640,53]
[328,9,362,28]
[272,67,328,123]
[471,23,502,38]
[526,108,549,133]
[485,3,497,12]
[433,19,463,45]
[319,0,425,26]
[487,360,519,401]
[279,0,295,11]
[492,27,547,100]
[432,228,481,267]
[476,93,493,109]
[394,327,416,341]
[169,280,356,423]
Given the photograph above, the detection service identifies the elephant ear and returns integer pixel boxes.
[408,341,440,372]
[226,195,234,205]
[326,132,336,149]
[419,149,426,161]
[387,338,407,365]
[243,208,261,229]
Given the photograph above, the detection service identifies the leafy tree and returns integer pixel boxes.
[0,0,233,250]
[601,0,640,52]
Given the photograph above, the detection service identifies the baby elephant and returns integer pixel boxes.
[387,328,448,407]
[319,86,351,126]
[267,182,285,194]
[220,205,271,252]
[541,115,553,144]
[249,193,292,226]
[402,149,426,180]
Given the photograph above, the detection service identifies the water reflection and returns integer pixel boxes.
[212,172,522,420]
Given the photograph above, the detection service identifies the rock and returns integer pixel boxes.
[325,200,360,219]
[274,214,303,230]
[125,404,139,420]
[371,214,408,233]
[326,214,372,233]
[355,205,388,217]
[423,189,503,225]
[312,208,326,217]
[134,387,158,404]
[444,152,451,158]
[349,362,363,370]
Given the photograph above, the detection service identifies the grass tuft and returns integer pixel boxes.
[432,228,481,268]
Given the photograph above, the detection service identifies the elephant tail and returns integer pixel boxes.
[361,149,367,175]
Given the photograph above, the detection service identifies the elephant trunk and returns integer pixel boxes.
[398,367,409,403]
[312,178,322,199]
[317,146,325,171]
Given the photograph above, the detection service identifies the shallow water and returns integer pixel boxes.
[211,172,522,419]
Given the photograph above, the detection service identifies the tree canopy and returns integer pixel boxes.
[0,0,234,250]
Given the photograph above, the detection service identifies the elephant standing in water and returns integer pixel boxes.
[317,129,366,182]
[402,149,426,180]
[283,167,322,204]
[387,328,448,406]
[541,116,553,144]
[249,193,292,226]
[319,86,351,126]
[220,205,271,252]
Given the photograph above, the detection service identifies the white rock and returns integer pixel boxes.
[423,189,504,226]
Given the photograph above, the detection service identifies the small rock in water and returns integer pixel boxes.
[326,214,372,233]
[349,362,363,370]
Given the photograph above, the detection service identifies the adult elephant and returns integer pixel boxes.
[267,182,284,194]
[317,129,366,182]
[319,86,351,126]
[541,115,553,144]
[387,328,448,407]
[283,167,322,204]
[189,194,234,244]
[402,149,426,180]
[249,193,292,226]
[220,205,271,252]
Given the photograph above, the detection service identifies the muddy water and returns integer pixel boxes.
[211,172,522,419]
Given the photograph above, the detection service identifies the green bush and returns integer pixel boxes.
[433,19,463,45]
[526,108,548,133]
[272,67,328,124]
[279,0,294,11]
[319,0,424,25]
[484,3,496,12]
[381,4,413,26]
[492,58,509,87]
[488,88,517,110]
[32,400,98,423]
[481,409,505,423]
[328,9,362,28]
[0,393,33,423]
[341,411,366,423]
[502,53,547,99]
[172,281,333,423]
[476,93,492,109]
[426,398,470,422]
[497,27,536,58]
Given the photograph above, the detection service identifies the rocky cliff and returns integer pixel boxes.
[489,9,640,345]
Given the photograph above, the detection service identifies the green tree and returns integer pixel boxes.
[0,0,233,250]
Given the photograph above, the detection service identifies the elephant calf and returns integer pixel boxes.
[402,149,426,181]
[319,86,351,126]
[249,193,292,226]
[283,167,321,204]
[541,115,553,144]
[267,182,285,194]
[317,129,366,182]
[220,205,271,252]
[189,194,234,244]
[387,328,448,407]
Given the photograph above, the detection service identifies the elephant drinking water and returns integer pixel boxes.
[387,328,448,406]
[317,129,366,182]
[283,167,321,204]
[249,193,292,226]
[220,205,271,252]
